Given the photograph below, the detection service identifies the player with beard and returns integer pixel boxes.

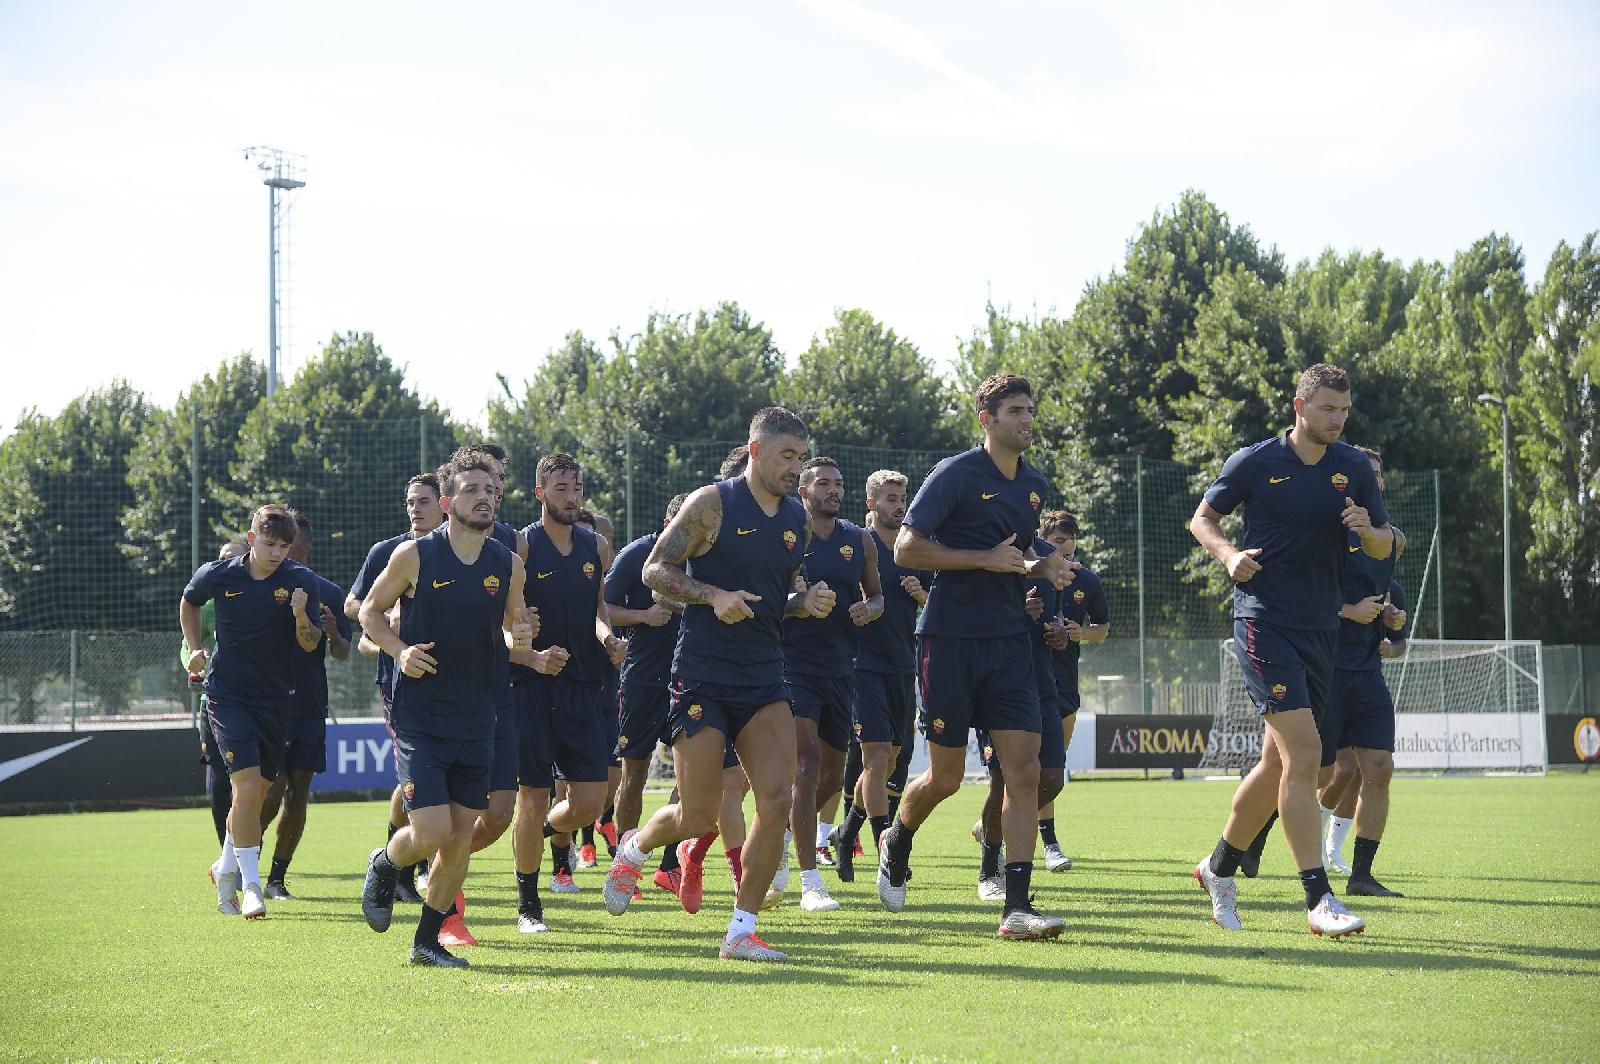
[832,470,928,883]
[778,457,883,912]
[510,454,627,934]
[358,454,534,966]
[1035,509,1108,871]
[258,513,351,900]
[347,473,446,904]
[602,407,835,962]
[1189,363,1392,938]
[183,505,323,920]
[879,373,1073,940]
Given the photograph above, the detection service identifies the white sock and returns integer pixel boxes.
[816,822,833,848]
[622,835,650,865]
[1328,815,1355,858]
[217,832,239,876]
[727,907,757,939]
[1319,803,1335,845]
[232,843,262,888]
[801,867,823,893]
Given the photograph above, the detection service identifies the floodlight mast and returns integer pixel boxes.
[242,147,306,399]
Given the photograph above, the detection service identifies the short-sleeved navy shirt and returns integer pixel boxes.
[351,533,410,699]
[290,571,352,719]
[1050,564,1108,702]
[784,519,867,678]
[1202,434,1389,633]
[184,555,321,708]
[855,526,931,675]
[606,532,681,689]
[1336,544,1409,671]
[905,447,1051,639]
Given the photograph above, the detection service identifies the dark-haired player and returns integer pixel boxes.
[347,473,445,905]
[781,456,882,911]
[182,504,323,920]
[259,513,351,900]
[358,454,534,967]
[881,373,1073,941]
[833,470,928,883]
[602,407,834,962]
[509,454,626,934]
[1036,509,1107,871]
[1189,363,1394,938]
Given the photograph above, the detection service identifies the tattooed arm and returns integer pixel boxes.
[643,485,762,625]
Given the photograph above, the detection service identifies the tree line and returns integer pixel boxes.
[1,190,1594,646]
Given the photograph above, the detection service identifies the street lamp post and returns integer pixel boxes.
[1476,393,1512,642]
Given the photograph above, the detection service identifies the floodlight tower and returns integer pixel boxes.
[242,147,306,398]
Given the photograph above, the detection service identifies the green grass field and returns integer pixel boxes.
[3,775,1598,1061]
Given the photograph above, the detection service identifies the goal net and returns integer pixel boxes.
[1199,638,1547,774]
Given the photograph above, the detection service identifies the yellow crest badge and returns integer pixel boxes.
[839,543,855,561]
[483,574,501,596]
[1028,490,1042,512]
[273,587,290,605]
[1073,589,1086,604]
[224,749,235,765]
[783,530,798,551]
[403,779,416,802]
[1330,472,1349,491]
[931,717,945,735]
[583,561,596,579]
[688,703,704,721]
[1270,683,1288,701]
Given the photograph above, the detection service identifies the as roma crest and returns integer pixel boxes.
[483,574,501,597]
[1330,472,1349,491]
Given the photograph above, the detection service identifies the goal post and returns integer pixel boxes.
[1199,638,1548,774]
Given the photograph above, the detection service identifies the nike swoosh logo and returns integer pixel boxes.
[981,493,998,500]
[1349,545,1361,553]
[1269,476,1291,484]
[0,737,92,784]
[432,579,454,588]
[224,590,244,598]
[537,571,555,579]
[736,528,756,535]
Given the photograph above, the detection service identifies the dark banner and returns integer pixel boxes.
[1096,714,1218,769]
[1547,714,1600,765]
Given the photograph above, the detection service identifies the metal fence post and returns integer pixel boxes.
[1433,468,1443,640]
[191,417,202,731]
[69,630,78,732]
[625,426,635,542]
[1136,456,1148,712]
[419,414,428,473]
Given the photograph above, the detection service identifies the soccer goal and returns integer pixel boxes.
[1199,638,1548,774]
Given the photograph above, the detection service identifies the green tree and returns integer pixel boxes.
[226,333,460,592]
[123,354,265,615]
[779,308,966,451]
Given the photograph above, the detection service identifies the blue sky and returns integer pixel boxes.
[3,0,1597,431]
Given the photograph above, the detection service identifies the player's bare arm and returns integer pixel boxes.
[343,591,362,622]
[291,587,321,652]
[359,541,435,677]
[1190,500,1262,583]
[894,524,1028,576]
[1341,496,1395,560]
[642,485,726,606]
[848,529,885,626]
[594,578,626,667]
[178,598,207,675]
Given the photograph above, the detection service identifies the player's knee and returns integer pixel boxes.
[926,766,963,800]
[1038,768,1064,802]
[411,822,449,854]
[1361,752,1394,786]
[752,786,793,825]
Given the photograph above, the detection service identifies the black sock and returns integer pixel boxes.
[1299,866,1333,909]
[551,843,570,875]
[516,871,542,916]
[1039,818,1058,847]
[884,820,915,864]
[542,818,556,839]
[581,825,595,847]
[373,846,399,876]
[599,804,614,826]
[1247,811,1277,860]
[1209,837,1246,878]
[415,904,448,950]
[840,797,856,824]
[659,843,681,873]
[886,794,902,823]
[980,841,1003,880]
[1003,861,1033,914]
[268,856,290,884]
[387,822,398,841]
[841,805,868,845]
[1352,836,1379,879]
[869,815,891,849]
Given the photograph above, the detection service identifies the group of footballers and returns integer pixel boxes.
[182,364,1413,965]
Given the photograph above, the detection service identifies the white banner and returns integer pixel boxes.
[1391,712,1546,771]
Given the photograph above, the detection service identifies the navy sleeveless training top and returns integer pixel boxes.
[783,519,866,678]
[513,521,605,686]
[390,525,515,740]
[673,477,808,687]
